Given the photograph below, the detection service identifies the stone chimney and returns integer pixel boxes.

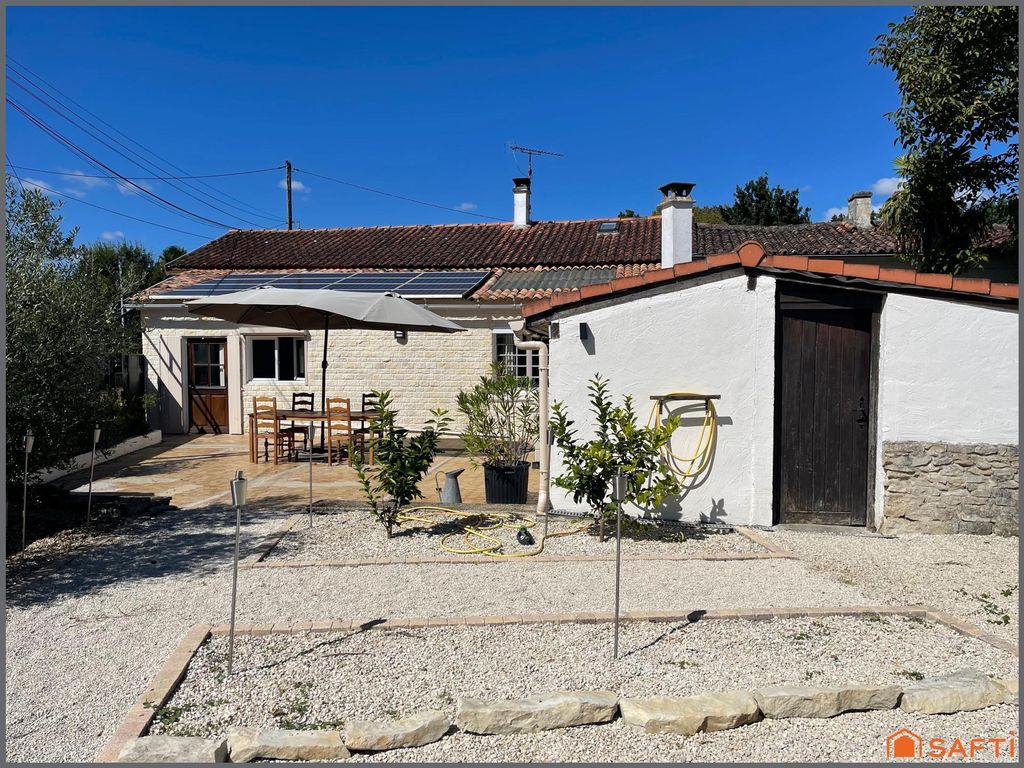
[848,191,873,229]
[658,182,695,268]
[513,177,531,228]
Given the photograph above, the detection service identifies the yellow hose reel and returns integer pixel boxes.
[647,392,720,481]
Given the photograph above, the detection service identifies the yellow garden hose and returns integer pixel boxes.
[397,505,591,558]
[647,393,718,481]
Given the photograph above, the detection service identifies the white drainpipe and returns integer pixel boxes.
[510,319,549,519]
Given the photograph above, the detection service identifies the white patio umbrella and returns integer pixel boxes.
[186,286,466,449]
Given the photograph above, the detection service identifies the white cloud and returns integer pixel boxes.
[456,202,478,211]
[871,177,903,198]
[101,230,126,241]
[20,177,54,195]
[279,178,311,193]
[64,169,108,191]
[117,178,155,195]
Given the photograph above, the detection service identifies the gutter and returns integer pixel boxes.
[509,318,550,521]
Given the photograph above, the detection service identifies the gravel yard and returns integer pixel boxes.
[763,530,1020,643]
[149,616,1017,762]
[5,496,1018,763]
[265,507,767,562]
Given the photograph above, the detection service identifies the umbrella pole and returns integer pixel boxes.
[320,314,329,452]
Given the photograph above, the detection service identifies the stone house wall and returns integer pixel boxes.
[881,441,1019,536]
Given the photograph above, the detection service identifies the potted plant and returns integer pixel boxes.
[354,389,452,538]
[457,362,538,504]
[550,374,681,541]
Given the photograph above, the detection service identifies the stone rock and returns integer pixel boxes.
[345,710,449,751]
[227,727,350,762]
[995,678,1018,703]
[753,684,900,719]
[117,735,227,763]
[455,691,618,735]
[900,669,1010,715]
[619,691,761,736]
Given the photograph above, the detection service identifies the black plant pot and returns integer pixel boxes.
[483,462,530,504]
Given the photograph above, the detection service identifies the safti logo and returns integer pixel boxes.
[886,728,1017,760]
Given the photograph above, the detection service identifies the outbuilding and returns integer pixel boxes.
[521,186,1018,535]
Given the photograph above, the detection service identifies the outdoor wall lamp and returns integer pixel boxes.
[394,330,407,340]
[579,322,590,341]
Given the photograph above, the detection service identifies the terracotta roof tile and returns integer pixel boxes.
[170,218,908,273]
[523,242,1018,319]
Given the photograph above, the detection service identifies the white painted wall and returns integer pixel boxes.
[548,274,777,527]
[873,292,1019,528]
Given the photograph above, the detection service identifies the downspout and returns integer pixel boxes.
[509,319,549,520]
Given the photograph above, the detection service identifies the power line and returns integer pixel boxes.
[9,164,284,182]
[6,154,26,192]
[7,75,271,228]
[7,58,284,224]
[7,172,209,239]
[294,167,504,221]
[8,97,231,230]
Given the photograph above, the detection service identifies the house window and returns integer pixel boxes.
[494,331,539,386]
[248,337,306,382]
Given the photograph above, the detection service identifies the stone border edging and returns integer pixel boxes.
[242,515,793,569]
[98,605,1017,762]
[95,624,212,762]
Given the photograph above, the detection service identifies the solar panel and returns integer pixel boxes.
[155,271,491,299]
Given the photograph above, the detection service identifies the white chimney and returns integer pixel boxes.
[513,177,531,228]
[848,190,873,228]
[658,182,695,268]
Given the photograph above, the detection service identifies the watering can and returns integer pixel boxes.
[435,468,465,505]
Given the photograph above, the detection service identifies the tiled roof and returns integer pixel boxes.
[522,242,1019,319]
[136,264,657,303]
[169,218,909,273]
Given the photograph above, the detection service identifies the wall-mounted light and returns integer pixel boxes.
[394,330,407,341]
[579,322,590,341]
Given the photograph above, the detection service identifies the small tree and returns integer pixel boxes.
[354,390,452,538]
[550,375,681,542]
[720,174,811,225]
[457,362,538,468]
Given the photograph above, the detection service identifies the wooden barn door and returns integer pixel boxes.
[775,283,877,526]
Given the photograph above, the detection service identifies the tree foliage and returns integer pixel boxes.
[550,375,680,542]
[354,389,452,538]
[5,182,142,484]
[693,205,727,224]
[871,5,1019,273]
[719,174,811,225]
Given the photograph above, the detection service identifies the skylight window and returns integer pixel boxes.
[597,221,620,234]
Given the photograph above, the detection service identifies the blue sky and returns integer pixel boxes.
[6,5,911,255]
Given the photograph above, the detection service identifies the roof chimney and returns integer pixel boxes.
[848,191,872,229]
[658,182,695,268]
[513,177,531,228]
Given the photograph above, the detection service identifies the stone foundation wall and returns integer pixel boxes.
[881,441,1019,536]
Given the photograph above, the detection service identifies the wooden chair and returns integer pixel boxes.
[352,392,381,464]
[252,396,295,464]
[283,392,315,452]
[326,397,355,466]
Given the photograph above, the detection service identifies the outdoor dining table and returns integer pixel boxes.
[247,409,380,463]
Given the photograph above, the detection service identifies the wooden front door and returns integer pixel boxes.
[776,284,876,525]
[187,339,228,430]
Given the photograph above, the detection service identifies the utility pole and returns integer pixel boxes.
[285,160,293,230]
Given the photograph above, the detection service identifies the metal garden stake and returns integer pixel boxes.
[228,469,248,675]
[612,470,627,660]
[22,429,34,551]
[308,424,315,528]
[87,425,101,528]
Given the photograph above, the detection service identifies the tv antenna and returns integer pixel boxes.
[508,144,564,179]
